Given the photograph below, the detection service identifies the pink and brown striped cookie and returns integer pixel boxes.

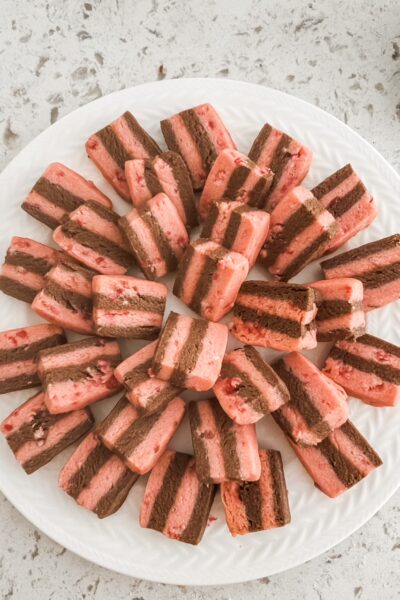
[59,432,138,518]
[86,111,161,201]
[271,352,349,446]
[213,346,289,425]
[160,103,236,189]
[32,256,95,334]
[92,275,167,339]
[97,395,186,474]
[323,334,400,407]
[260,186,337,281]
[53,201,133,275]
[152,312,228,391]
[0,236,59,303]
[221,449,291,536]
[22,162,112,229]
[312,163,377,253]
[37,337,122,414]
[310,278,366,342]
[1,391,93,474]
[248,122,312,210]
[125,151,197,227]
[230,280,318,351]
[188,398,261,483]
[173,239,249,322]
[200,200,270,268]
[321,234,400,311]
[198,149,274,219]
[114,341,182,415]
[289,420,382,498]
[140,449,216,545]
[0,324,66,394]
[119,192,189,280]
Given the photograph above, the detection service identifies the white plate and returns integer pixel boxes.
[0,78,400,586]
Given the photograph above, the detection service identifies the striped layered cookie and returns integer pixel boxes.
[160,103,236,189]
[221,449,291,536]
[310,278,366,341]
[261,186,337,281]
[201,200,270,268]
[125,151,197,227]
[0,324,66,394]
[32,257,95,334]
[189,398,261,483]
[272,352,349,446]
[173,239,249,322]
[1,391,93,474]
[198,149,274,219]
[213,346,290,425]
[114,341,182,415]
[230,281,318,351]
[323,334,400,407]
[248,122,313,210]
[152,312,228,391]
[140,450,216,545]
[290,420,382,498]
[92,275,167,339]
[0,236,59,303]
[22,162,112,229]
[321,234,400,311]
[59,432,138,518]
[53,201,133,275]
[312,164,377,252]
[37,337,122,414]
[98,395,186,474]
[86,111,161,201]
[119,192,189,280]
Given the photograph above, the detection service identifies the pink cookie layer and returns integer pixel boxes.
[174,239,249,322]
[45,162,112,207]
[153,313,229,391]
[86,135,130,200]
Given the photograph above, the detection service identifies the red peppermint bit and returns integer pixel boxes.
[223,377,242,394]
[106,375,119,389]
[16,330,28,339]
[207,515,217,526]
[2,423,13,433]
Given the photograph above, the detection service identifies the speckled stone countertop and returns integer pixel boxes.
[1,1,400,598]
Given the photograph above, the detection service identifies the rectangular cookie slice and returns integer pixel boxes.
[289,420,382,498]
[248,122,312,210]
[160,103,236,189]
[230,280,318,351]
[32,256,95,334]
[151,312,228,391]
[114,341,182,415]
[198,149,274,218]
[272,352,349,446]
[312,163,377,253]
[22,162,112,229]
[188,398,261,483]
[1,391,93,474]
[53,201,133,275]
[37,337,122,414]
[97,395,186,474]
[323,334,400,407]
[221,449,290,536]
[200,200,270,268]
[125,151,198,227]
[86,111,162,201]
[260,186,337,281]
[321,234,400,311]
[140,449,216,545]
[59,431,138,518]
[92,275,167,339]
[119,192,189,280]
[0,324,66,394]
[310,278,366,341]
[0,236,59,304]
[213,345,289,425]
[173,239,249,322]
